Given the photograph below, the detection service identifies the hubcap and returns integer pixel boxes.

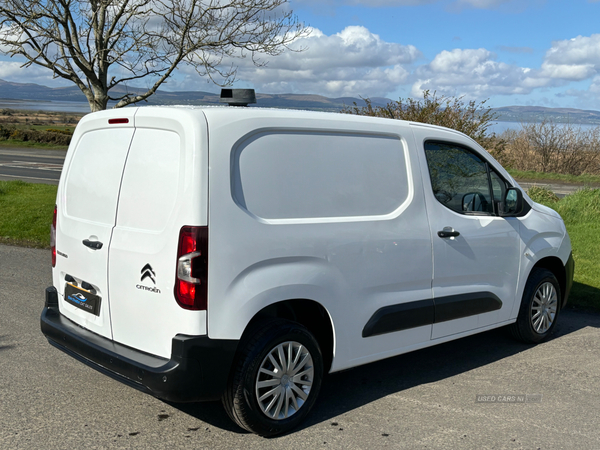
[255,341,314,420]
[530,281,558,334]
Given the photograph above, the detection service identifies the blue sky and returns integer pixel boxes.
[2,0,600,109]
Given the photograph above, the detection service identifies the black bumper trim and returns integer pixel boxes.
[41,289,238,402]
[563,252,575,308]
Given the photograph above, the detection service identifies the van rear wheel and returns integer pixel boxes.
[222,319,323,436]
[510,268,561,344]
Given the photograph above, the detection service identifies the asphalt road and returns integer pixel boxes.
[0,148,65,184]
[1,244,599,449]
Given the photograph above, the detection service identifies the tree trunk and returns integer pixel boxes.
[88,92,109,112]
[82,86,108,112]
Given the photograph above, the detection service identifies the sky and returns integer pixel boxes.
[2,0,600,109]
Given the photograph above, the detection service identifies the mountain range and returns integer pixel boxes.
[1,79,600,124]
[0,79,391,111]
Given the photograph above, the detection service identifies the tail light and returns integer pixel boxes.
[51,205,57,267]
[175,226,208,310]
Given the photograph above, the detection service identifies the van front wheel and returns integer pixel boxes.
[222,319,323,436]
[510,268,561,344]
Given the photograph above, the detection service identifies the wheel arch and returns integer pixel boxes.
[242,299,335,373]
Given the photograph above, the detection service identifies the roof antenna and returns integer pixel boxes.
[220,89,257,107]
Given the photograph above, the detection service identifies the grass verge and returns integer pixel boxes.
[0,139,68,150]
[528,186,600,311]
[0,180,57,248]
[509,169,600,186]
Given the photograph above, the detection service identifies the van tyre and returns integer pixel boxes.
[222,319,323,436]
[510,268,561,344]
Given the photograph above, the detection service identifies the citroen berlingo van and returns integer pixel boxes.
[41,98,574,436]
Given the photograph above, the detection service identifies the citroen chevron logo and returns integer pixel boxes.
[140,263,156,284]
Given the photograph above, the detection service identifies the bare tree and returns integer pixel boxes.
[0,0,306,111]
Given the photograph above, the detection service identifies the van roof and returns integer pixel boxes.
[131,104,467,134]
[93,104,474,145]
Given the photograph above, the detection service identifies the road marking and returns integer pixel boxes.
[0,150,66,160]
[0,161,63,171]
[0,173,57,182]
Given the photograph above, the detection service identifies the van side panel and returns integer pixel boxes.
[204,110,434,372]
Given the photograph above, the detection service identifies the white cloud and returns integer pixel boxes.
[181,26,421,97]
[0,60,71,86]
[540,34,600,81]
[545,34,600,66]
[247,64,411,97]
[411,48,548,98]
[262,26,421,70]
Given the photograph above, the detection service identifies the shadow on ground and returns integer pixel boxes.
[569,281,600,312]
[0,334,15,351]
[170,308,600,435]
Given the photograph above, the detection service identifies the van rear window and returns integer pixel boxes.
[115,129,181,231]
[65,129,134,225]
[232,131,409,220]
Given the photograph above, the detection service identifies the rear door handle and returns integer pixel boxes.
[82,239,103,250]
[437,227,460,238]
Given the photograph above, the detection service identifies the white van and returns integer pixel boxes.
[42,101,574,436]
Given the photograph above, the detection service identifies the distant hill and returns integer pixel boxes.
[1,79,599,123]
[0,79,390,111]
[493,105,600,125]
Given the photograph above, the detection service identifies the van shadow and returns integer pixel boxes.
[170,308,599,435]
[0,335,15,351]
[568,281,600,313]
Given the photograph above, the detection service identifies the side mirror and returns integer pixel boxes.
[500,187,524,216]
[462,192,488,212]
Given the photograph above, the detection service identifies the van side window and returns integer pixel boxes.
[233,131,409,220]
[424,141,502,215]
[490,171,507,214]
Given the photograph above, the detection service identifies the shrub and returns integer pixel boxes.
[0,125,71,146]
[341,90,505,155]
[500,121,600,176]
[45,128,73,135]
[527,186,560,204]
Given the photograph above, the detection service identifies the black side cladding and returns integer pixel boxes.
[362,292,502,338]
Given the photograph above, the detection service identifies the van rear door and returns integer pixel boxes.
[107,109,209,359]
[54,111,137,339]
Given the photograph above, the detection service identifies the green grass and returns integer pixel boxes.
[13,124,75,133]
[0,181,57,248]
[527,187,600,311]
[0,139,68,150]
[509,169,600,186]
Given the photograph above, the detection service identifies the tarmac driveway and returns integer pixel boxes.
[1,245,599,449]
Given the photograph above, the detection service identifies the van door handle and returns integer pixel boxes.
[437,227,460,238]
[82,239,103,250]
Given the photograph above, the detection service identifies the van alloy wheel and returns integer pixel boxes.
[222,319,323,436]
[530,281,558,334]
[510,268,561,344]
[255,341,314,420]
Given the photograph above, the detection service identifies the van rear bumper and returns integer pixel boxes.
[40,287,238,402]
